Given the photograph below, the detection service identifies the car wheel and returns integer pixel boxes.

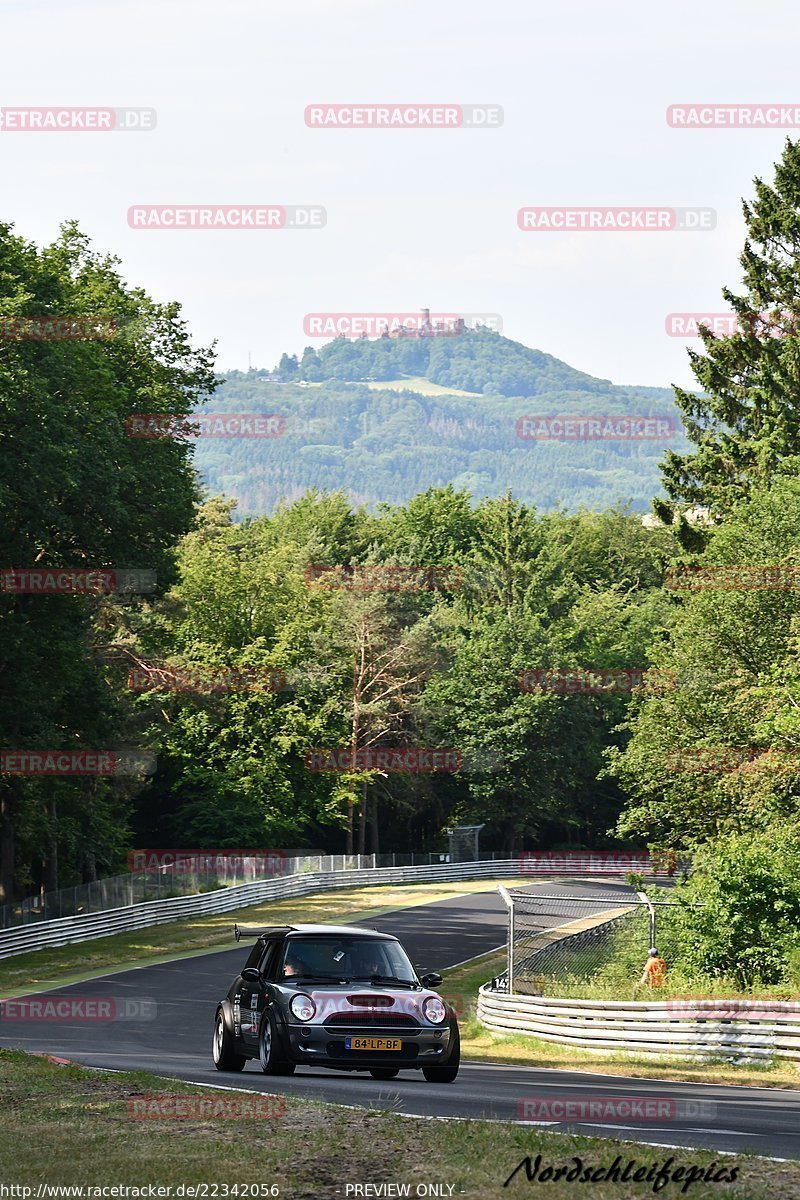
[212,1010,246,1072]
[422,1026,460,1083]
[369,1068,399,1080]
[258,1010,296,1075]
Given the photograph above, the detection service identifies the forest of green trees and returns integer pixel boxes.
[4,143,800,990]
[193,343,682,516]
[276,324,628,395]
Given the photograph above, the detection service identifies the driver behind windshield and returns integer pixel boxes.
[352,947,385,978]
[281,945,309,979]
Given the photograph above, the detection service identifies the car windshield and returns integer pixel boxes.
[279,936,416,984]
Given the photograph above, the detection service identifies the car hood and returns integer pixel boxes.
[284,985,446,1024]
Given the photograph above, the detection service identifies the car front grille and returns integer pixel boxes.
[324,1013,420,1029]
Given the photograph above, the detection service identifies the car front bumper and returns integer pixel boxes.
[284,1020,454,1069]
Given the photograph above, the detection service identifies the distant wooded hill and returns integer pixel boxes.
[192,329,686,514]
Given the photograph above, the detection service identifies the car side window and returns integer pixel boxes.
[259,939,281,980]
[244,942,264,970]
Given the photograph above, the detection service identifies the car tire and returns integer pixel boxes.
[212,1010,246,1072]
[259,1010,296,1075]
[422,1026,460,1083]
[369,1068,399,1080]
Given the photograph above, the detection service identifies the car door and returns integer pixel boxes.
[240,938,280,1051]
[232,940,263,1045]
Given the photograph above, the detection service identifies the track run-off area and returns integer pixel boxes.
[1,879,798,1161]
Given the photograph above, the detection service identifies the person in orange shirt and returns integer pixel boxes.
[641,947,667,988]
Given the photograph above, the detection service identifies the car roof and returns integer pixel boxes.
[234,922,398,942]
[285,924,397,941]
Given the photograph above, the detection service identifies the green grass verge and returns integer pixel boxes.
[362,376,484,396]
[446,953,800,1091]
[0,1049,792,1198]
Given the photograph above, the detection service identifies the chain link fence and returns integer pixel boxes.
[0,849,512,929]
[497,884,685,996]
[448,825,485,863]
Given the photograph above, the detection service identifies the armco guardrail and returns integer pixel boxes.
[0,857,526,960]
[1,852,487,928]
[477,986,800,1062]
[2,850,679,932]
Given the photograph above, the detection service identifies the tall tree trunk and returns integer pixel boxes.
[0,790,15,905]
[357,780,368,855]
[348,649,362,858]
[42,797,58,893]
[370,792,380,856]
[85,780,98,882]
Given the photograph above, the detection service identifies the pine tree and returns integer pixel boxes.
[656,139,800,545]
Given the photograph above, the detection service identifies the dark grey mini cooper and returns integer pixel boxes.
[212,923,460,1082]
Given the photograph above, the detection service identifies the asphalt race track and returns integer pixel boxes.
[1,879,798,1161]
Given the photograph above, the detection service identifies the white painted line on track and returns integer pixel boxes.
[23,1054,799,1163]
[461,1058,800,1095]
[571,1123,764,1137]
[394,1113,794,1160]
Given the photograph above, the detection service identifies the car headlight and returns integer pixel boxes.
[289,993,316,1021]
[422,996,447,1024]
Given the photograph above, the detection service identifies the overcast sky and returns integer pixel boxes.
[2,0,799,389]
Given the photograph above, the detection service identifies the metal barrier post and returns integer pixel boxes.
[637,890,656,947]
[498,884,514,993]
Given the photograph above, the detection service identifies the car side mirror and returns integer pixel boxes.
[420,971,443,988]
[241,967,261,983]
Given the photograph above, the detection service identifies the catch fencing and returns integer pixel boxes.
[500,885,683,994]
